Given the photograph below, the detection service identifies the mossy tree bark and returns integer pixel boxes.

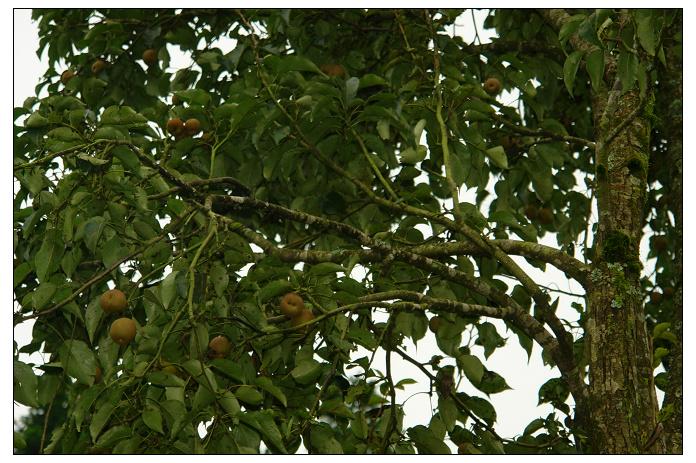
[586,86,664,453]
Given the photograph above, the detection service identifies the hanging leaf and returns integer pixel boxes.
[563,51,584,97]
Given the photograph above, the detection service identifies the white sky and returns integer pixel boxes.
[6,3,694,460]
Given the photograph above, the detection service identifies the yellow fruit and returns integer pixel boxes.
[280,292,305,318]
[291,308,315,330]
[142,48,158,65]
[99,289,128,314]
[208,335,232,358]
[91,59,107,74]
[60,69,75,85]
[483,77,502,95]
[109,318,137,346]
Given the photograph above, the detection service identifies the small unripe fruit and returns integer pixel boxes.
[142,48,158,66]
[663,286,674,298]
[60,69,75,85]
[320,63,346,78]
[184,118,201,136]
[208,335,231,359]
[653,235,668,252]
[280,292,305,318]
[524,204,538,220]
[537,207,554,225]
[109,318,137,346]
[483,77,502,95]
[91,59,107,74]
[291,309,315,330]
[166,118,184,135]
[99,289,128,314]
[428,316,442,333]
[650,291,663,305]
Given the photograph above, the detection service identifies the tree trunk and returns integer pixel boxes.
[660,10,683,453]
[586,87,664,453]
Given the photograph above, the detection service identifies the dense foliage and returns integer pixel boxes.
[13,9,681,454]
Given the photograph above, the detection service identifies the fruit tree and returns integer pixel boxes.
[13,9,682,454]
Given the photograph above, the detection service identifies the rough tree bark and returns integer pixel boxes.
[587,85,664,453]
[660,10,683,454]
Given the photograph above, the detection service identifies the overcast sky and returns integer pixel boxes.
[9,5,688,457]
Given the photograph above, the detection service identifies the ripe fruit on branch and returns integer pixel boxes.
[208,335,232,359]
[428,316,442,333]
[280,292,305,318]
[142,48,158,66]
[60,69,75,84]
[320,63,346,78]
[109,318,137,346]
[184,118,201,136]
[99,289,128,314]
[650,291,663,305]
[91,59,107,74]
[524,204,538,220]
[291,308,315,330]
[166,117,184,135]
[537,207,554,225]
[483,77,502,95]
[653,235,668,252]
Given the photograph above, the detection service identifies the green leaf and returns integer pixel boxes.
[32,282,57,310]
[586,48,605,92]
[90,400,118,442]
[276,55,322,74]
[461,394,497,426]
[635,10,657,56]
[14,431,27,450]
[485,146,508,169]
[255,376,287,407]
[350,413,368,439]
[458,354,484,385]
[59,340,98,385]
[13,360,39,407]
[399,145,427,164]
[142,404,164,434]
[175,88,212,106]
[477,370,512,395]
[255,411,288,454]
[25,112,49,128]
[345,77,360,105]
[34,234,63,281]
[618,51,639,93]
[73,386,103,432]
[407,425,451,454]
[309,423,343,454]
[235,385,264,405]
[563,51,584,97]
[438,397,458,432]
[85,297,103,345]
[558,14,586,44]
[290,359,322,384]
[377,119,390,140]
[218,390,241,416]
[13,262,32,289]
[95,425,131,448]
[307,262,346,276]
[100,105,147,127]
[256,279,293,303]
